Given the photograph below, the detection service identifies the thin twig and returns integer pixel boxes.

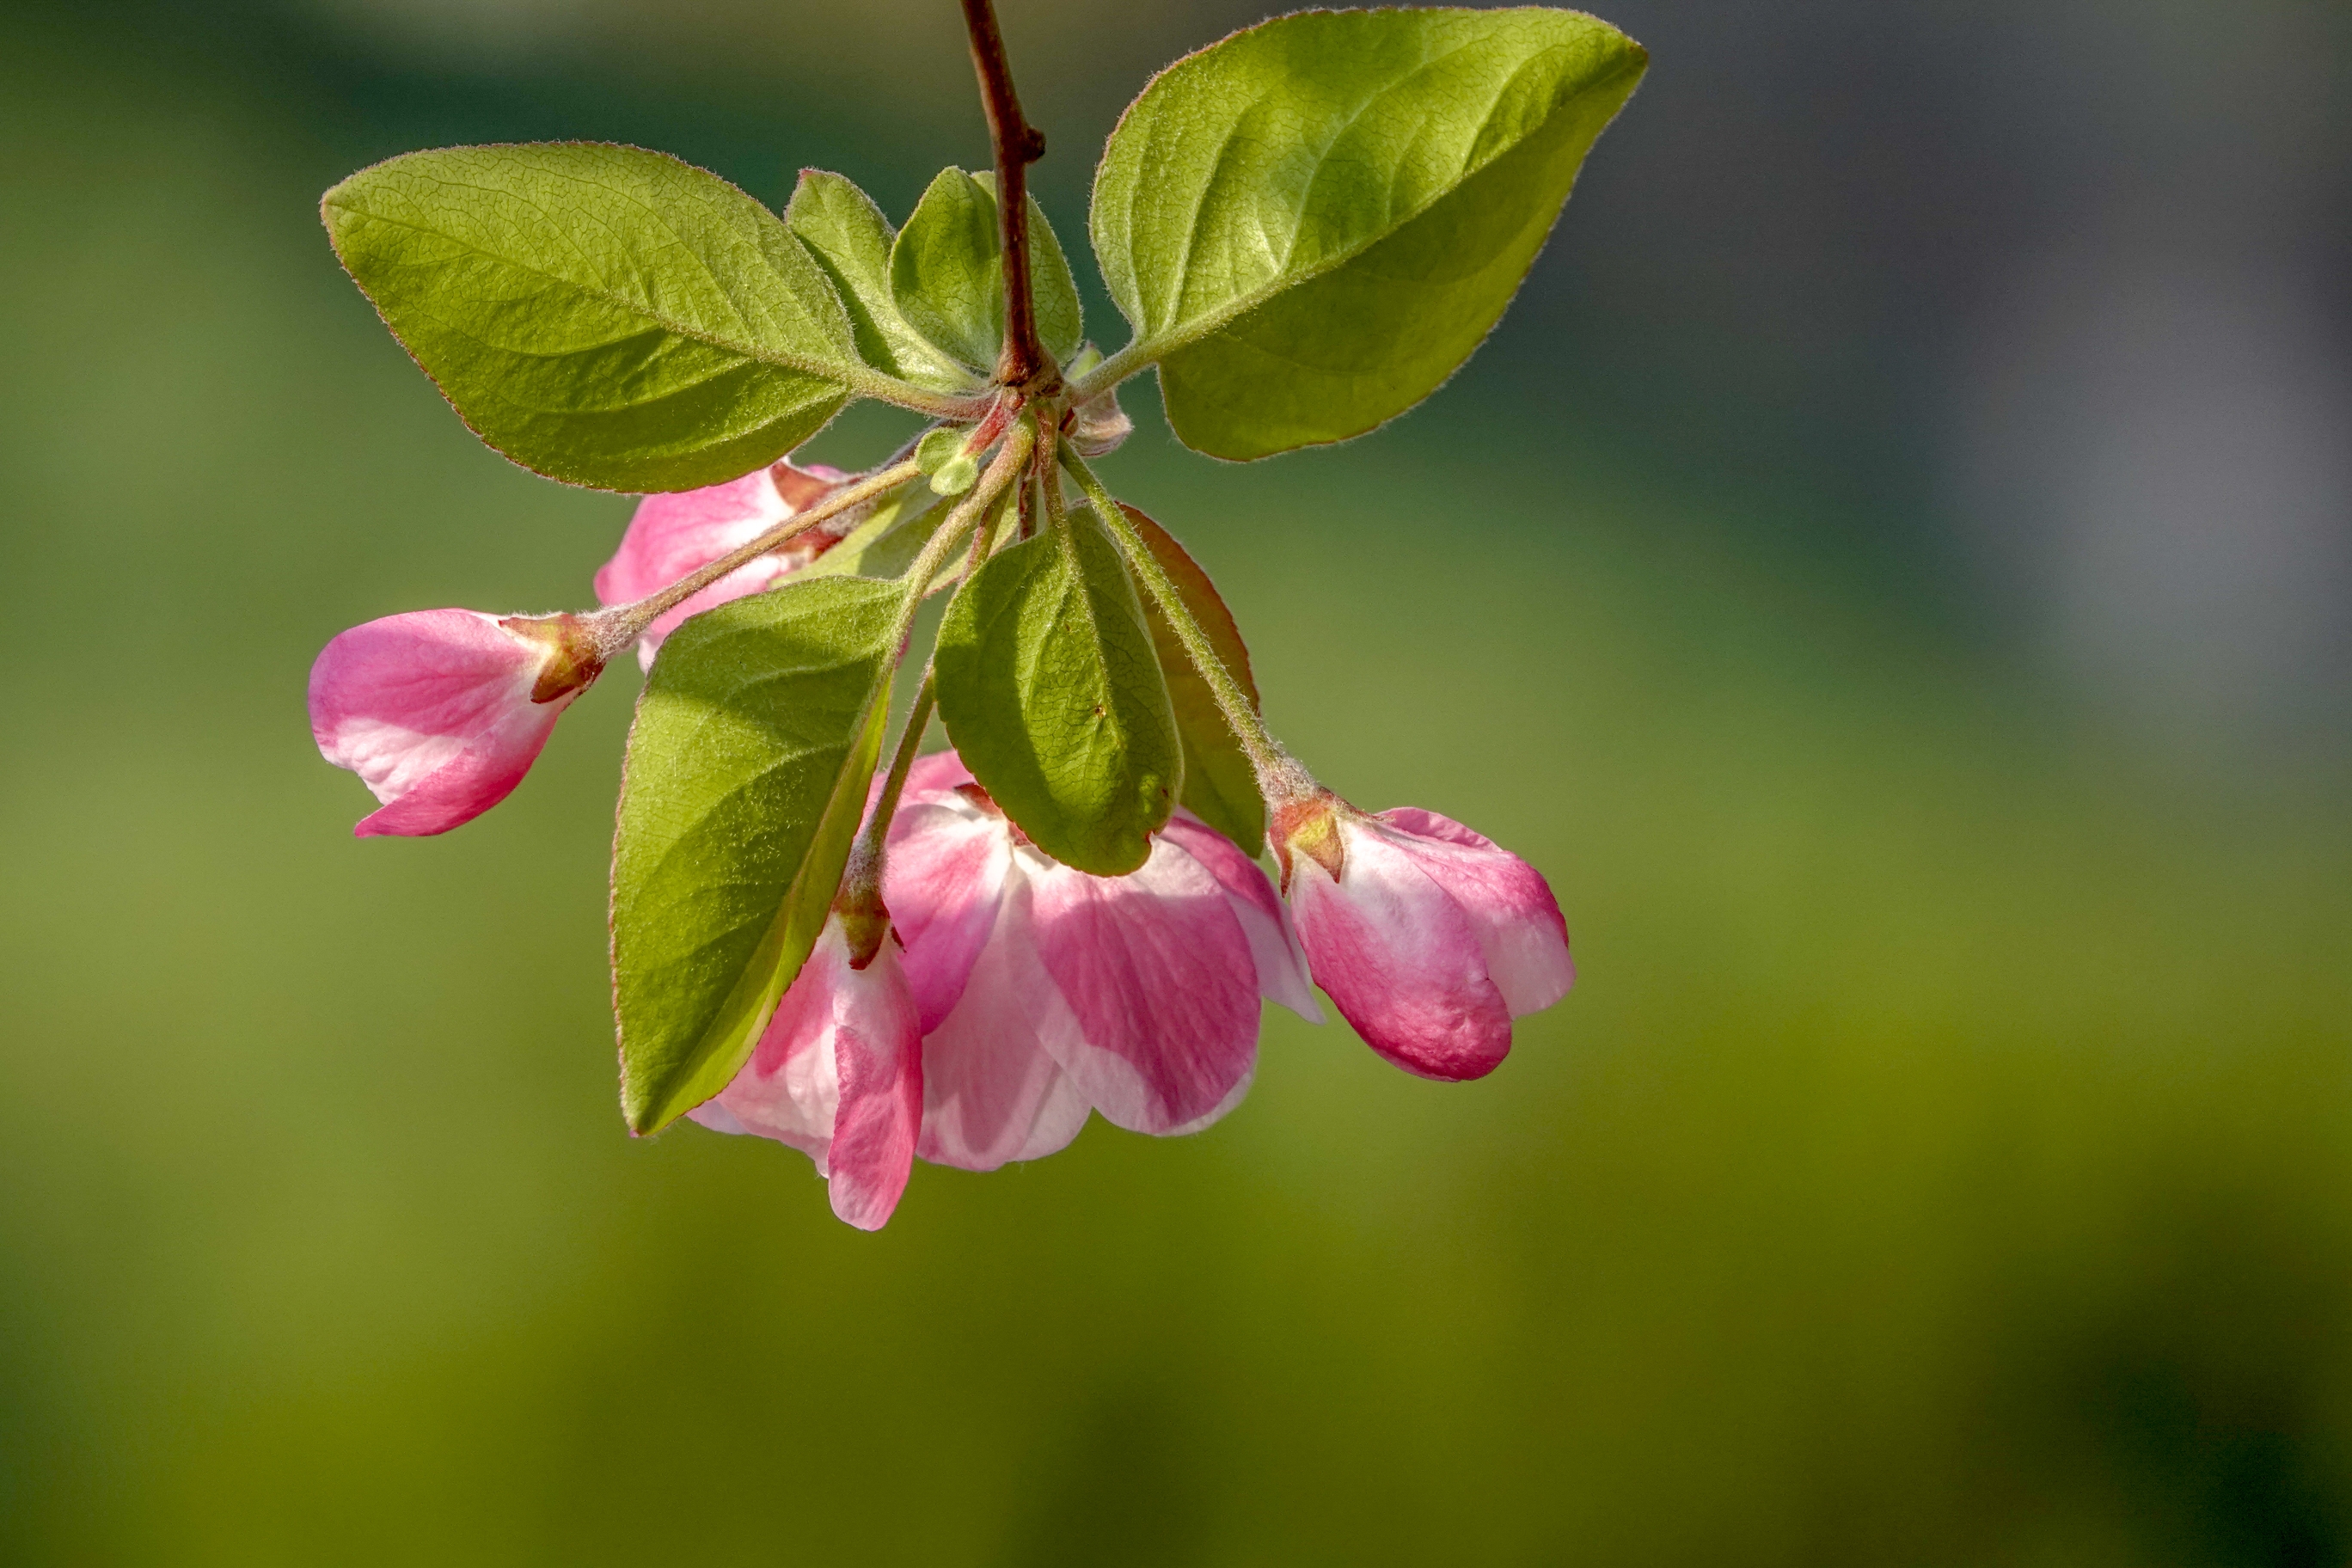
[959,0,1050,389]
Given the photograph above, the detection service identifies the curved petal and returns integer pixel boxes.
[705,918,924,1229]
[1025,840,1260,1135]
[1291,823,1513,1081]
[1374,808,1574,1017]
[687,1100,751,1136]
[309,609,568,837]
[916,868,1090,1172]
[706,922,847,1165]
[1164,1063,1254,1138]
[822,940,925,1231]
[884,797,1010,1032]
[1161,812,1321,1021]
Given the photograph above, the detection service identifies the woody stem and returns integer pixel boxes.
[959,0,1050,389]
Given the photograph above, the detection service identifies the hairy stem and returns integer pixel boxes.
[1066,339,1154,403]
[865,672,938,861]
[1058,443,1303,793]
[844,364,997,421]
[959,0,1050,389]
[592,457,922,654]
[840,417,1038,925]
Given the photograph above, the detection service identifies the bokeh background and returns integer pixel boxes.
[4,0,2351,1561]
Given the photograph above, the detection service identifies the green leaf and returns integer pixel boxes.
[891,168,1085,376]
[1119,505,1265,855]
[916,426,979,495]
[1091,9,1646,460]
[915,426,965,474]
[612,575,903,1134]
[797,486,960,588]
[322,143,866,493]
[784,168,982,394]
[934,505,1179,875]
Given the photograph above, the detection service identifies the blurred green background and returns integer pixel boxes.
[4,0,2351,1562]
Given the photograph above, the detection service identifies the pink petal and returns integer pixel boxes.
[820,940,924,1231]
[899,748,976,800]
[1025,839,1260,1135]
[595,467,830,670]
[1290,821,1514,1081]
[916,879,1091,1172]
[1373,809,1574,1017]
[688,1101,751,1136]
[701,917,923,1229]
[309,609,569,837]
[1161,812,1322,1021]
[883,796,1011,1032]
[596,469,785,601]
[703,934,840,1166]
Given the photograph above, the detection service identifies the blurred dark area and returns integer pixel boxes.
[3,0,2349,1562]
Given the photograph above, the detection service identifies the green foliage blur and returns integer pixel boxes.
[3,3,2349,1564]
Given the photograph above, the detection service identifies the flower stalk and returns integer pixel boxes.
[836,417,1038,965]
[592,457,922,656]
[1057,442,1313,804]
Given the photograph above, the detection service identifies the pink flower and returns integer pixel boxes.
[1274,796,1572,1082]
[689,913,924,1231]
[309,609,603,837]
[883,751,1319,1171]
[594,460,849,669]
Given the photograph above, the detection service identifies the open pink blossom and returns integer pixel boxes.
[883,751,1318,1172]
[689,913,924,1231]
[1274,796,1572,1082]
[594,460,849,669]
[309,609,603,837]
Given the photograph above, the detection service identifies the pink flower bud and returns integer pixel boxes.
[880,750,1315,1172]
[690,913,924,1232]
[1274,794,1573,1081]
[594,460,850,669]
[309,609,603,838]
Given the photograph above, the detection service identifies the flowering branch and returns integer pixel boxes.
[959,0,1052,389]
[307,3,1639,1228]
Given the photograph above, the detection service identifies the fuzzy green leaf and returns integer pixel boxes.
[784,168,981,394]
[798,486,961,589]
[1120,505,1265,855]
[891,168,1085,376]
[934,505,1179,875]
[613,576,902,1134]
[322,143,872,492]
[1091,8,1646,460]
